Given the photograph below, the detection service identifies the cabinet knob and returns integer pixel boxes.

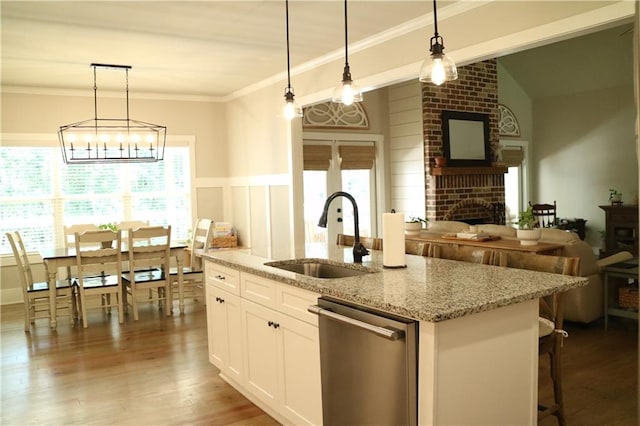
[215,274,226,280]
[215,297,225,303]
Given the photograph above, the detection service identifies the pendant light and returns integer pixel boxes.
[419,0,458,86]
[283,0,302,120]
[58,63,166,164]
[332,0,362,105]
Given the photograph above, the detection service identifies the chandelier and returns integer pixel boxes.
[58,63,166,164]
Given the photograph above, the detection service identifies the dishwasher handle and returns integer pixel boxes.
[308,305,405,341]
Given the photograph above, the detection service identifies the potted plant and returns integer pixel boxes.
[609,188,622,205]
[98,223,118,248]
[516,207,541,246]
[404,217,427,236]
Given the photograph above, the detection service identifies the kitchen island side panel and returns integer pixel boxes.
[418,299,539,426]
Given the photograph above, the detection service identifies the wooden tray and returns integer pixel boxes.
[441,234,501,242]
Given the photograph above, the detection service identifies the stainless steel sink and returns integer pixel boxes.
[264,259,376,279]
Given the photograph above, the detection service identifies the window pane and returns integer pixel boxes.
[130,163,166,193]
[341,169,372,237]
[0,148,52,197]
[0,201,55,253]
[64,199,123,225]
[1,144,192,254]
[60,163,122,195]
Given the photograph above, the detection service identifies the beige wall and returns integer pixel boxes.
[534,85,638,249]
[497,62,533,144]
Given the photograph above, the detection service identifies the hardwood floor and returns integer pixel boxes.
[1,300,637,425]
[0,300,279,426]
[539,317,638,426]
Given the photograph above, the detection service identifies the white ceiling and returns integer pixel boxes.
[2,1,633,102]
[1,1,433,100]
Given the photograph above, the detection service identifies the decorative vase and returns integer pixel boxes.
[517,229,541,246]
[434,156,447,168]
[404,222,422,236]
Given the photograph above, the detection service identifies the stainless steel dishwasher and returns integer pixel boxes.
[308,296,418,426]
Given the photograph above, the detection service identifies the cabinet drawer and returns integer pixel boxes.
[241,272,277,308]
[206,261,241,295]
[276,283,319,326]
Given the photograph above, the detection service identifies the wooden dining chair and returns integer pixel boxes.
[63,223,100,282]
[529,201,557,228]
[404,238,429,256]
[116,220,150,242]
[426,243,494,265]
[122,226,172,321]
[170,218,212,314]
[6,231,75,331]
[336,233,383,250]
[493,251,580,426]
[74,230,124,328]
[116,220,150,273]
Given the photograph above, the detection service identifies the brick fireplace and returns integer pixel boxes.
[421,59,505,224]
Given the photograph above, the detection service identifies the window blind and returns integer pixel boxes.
[303,145,332,170]
[501,147,524,167]
[0,146,191,255]
[339,145,375,170]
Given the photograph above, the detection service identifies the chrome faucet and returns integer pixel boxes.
[318,191,370,263]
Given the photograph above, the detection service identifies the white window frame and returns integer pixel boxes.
[1,133,196,257]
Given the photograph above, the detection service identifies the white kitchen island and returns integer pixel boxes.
[202,245,587,426]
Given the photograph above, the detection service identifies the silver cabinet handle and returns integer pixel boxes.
[308,305,404,341]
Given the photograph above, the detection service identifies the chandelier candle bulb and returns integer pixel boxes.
[383,212,406,268]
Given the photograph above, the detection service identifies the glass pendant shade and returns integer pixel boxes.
[419,52,458,85]
[332,77,362,106]
[283,89,302,120]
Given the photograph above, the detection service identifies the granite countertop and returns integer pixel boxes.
[201,244,588,322]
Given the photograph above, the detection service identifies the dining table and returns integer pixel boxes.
[40,243,187,330]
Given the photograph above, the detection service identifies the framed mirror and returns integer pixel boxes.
[441,110,491,167]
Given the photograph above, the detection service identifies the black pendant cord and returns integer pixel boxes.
[432,0,439,38]
[285,0,292,90]
[343,0,349,67]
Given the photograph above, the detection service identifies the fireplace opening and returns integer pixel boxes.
[442,199,505,225]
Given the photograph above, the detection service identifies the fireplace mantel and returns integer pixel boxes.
[430,166,508,176]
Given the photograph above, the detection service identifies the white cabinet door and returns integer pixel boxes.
[207,283,243,383]
[277,312,323,426]
[241,298,279,407]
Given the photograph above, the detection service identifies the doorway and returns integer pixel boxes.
[302,133,384,245]
[500,140,530,224]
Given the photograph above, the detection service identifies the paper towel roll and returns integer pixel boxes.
[383,212,406,268]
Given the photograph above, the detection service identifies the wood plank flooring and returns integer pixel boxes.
[1,300,278,426]
[1,300,637,425]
